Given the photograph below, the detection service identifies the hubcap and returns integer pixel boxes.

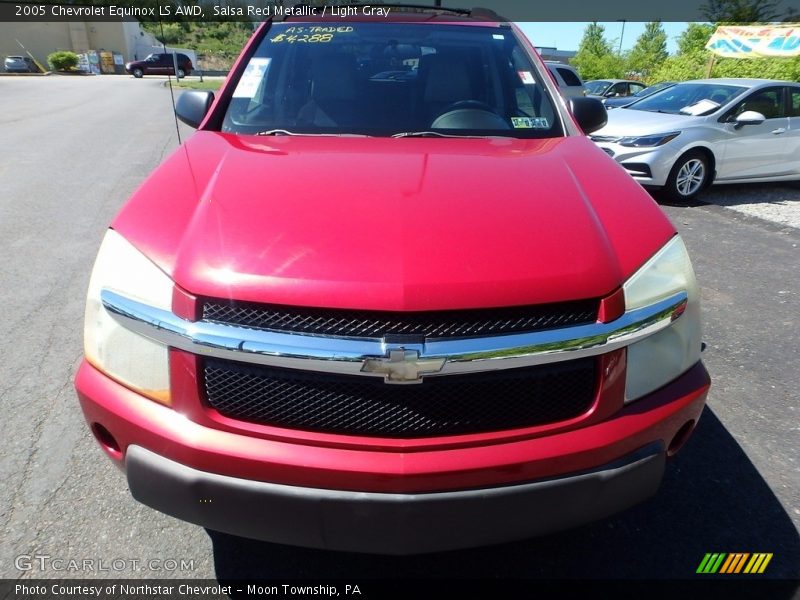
[675,158,705,197]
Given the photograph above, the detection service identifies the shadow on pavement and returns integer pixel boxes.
[651,181,800,209]
[209,407,799,588]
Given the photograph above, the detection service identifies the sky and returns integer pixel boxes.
[516,22,693,55]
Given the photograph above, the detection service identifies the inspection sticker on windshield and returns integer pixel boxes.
[518,71,535,84]
[232,58,271,98]
[512,117,549,129]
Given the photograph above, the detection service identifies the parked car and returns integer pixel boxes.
[544,61,586,98]
[4,55,37,73]
[125,53,192,78]
[603,81,676,109]
[586,79,647,98]
[75,11,709,554]
[590,78,800,201]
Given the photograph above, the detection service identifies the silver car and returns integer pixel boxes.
[590,78,800,201]
[4,55,37,73]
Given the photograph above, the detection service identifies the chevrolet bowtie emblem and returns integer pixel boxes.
[361,349,446,384]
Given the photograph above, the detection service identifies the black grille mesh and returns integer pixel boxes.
[203,358,596,438]
[201,298,599,339]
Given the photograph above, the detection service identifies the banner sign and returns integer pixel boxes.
[706,25,800,58]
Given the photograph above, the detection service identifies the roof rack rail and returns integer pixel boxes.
[276,3,505,21]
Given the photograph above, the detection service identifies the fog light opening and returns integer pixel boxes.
[91,423,122,458]
[667,420,695,457]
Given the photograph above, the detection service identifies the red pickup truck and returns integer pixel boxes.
[75,9,709,554]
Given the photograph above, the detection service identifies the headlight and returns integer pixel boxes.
[84,230,173,405]
[624,235,701,402]
[618,132,680,147]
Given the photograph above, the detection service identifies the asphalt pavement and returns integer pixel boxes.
[0,76,797,587]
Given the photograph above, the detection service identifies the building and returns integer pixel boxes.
[0,21,195,71]
[536,47,577,63]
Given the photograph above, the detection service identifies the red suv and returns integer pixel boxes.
[76,10,709,554]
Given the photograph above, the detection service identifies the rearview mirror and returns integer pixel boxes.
[175,90,215,129]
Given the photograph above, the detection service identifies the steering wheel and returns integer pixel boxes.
[431,100,510,130]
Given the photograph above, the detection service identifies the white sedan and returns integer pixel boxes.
[590,78,800,201]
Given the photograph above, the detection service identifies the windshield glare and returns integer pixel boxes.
[221,23,561,138]
[629,82,746,115]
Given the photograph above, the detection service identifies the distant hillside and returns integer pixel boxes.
[140,21,255,70]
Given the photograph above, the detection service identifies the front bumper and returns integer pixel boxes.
[76,357,709,552]
[127,442,664,555]
[593,142,677,187]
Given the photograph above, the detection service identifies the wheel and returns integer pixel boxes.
[176,68,185,79]
[664,151,709,202]
[132,68,143,78]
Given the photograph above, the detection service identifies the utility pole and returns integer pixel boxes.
[617,20,626,54]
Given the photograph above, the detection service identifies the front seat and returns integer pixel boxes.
[298,54,360,127]
[418,53,475,122]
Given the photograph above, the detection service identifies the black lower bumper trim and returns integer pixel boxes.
[126,443,665,555]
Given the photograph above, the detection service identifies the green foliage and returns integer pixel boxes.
[572,22,626,80]
[578,22,614,56]
[140,21,254,63]
[626,22,668,80]
[712,56,800,80]
[47,51,79,71]
[574,53,627,80]
[650,52,714,83]
[677,23,716,55]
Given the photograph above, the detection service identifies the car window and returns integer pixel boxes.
[630,82,747,115]
[556,67,581,87]
[221,23,562,138]
[791,88,800,117]
[630,83,646,95]
[585,80,610,94]
[731,87,785,120]
[609,82,627,96]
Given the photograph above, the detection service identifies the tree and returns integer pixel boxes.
[677,23,716,55]
[626,22,668,80]
[571,22,625,80]
[701,0,784,22]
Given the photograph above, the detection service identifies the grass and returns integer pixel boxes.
[172,78,224,91]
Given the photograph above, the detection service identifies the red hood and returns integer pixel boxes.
[113,133,675,310]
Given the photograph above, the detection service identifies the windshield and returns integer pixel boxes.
[628,82,746,115]
[636,82,673,97]
[221,22,562,138]
[585,80,611,95]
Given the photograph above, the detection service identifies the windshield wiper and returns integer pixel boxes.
[256,129,298,136]
[391,131,511,139]
[256,129,370,137]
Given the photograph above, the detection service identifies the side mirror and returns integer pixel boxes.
[175,90,215,129]
[568,96,607,134]
[734,110,765,128]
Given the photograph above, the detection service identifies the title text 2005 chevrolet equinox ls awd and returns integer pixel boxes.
[75,8,710,554]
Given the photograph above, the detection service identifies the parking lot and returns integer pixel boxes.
[0,76,798,584]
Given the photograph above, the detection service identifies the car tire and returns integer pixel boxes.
[664,150,710,202]
[176,68,185,79]
[132,68,143,79]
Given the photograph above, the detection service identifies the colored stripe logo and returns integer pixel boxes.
[697,553,773,574]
